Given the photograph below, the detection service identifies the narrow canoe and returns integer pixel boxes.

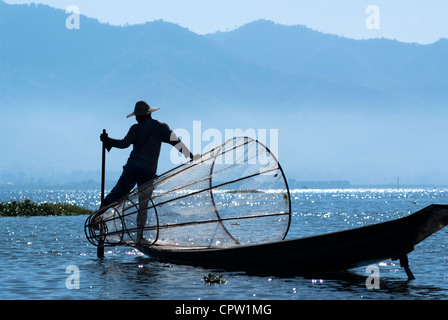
[137,204,448,277]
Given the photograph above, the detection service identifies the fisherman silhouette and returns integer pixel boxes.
[99,101,194,243]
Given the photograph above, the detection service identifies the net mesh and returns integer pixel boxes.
[85,137,291,248]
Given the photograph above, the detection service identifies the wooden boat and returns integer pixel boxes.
[86,137,448,279]
[137,204,448,278]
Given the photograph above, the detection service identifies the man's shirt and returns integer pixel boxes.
[106,119,185,174]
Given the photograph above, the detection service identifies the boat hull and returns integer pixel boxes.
[138,205,448,274]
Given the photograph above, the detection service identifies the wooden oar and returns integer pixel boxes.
[97,129,107,258]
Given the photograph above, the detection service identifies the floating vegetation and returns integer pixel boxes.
[202,273,227,285]
[0,199,92,217]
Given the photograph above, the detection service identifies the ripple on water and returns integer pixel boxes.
[1,188,448,299]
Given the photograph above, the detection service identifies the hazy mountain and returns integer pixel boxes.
[4,3,442,111]
[206,19,448,106]
[0,1,447,187]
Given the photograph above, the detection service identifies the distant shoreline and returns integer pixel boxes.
[2,181,448,191]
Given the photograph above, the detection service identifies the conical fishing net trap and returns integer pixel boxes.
[85,137,291,249]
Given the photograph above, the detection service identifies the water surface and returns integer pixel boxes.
[1,188,448,300]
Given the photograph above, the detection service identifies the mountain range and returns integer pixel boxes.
[0,1,447,187]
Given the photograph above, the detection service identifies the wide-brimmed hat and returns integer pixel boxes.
[126,101,160,118]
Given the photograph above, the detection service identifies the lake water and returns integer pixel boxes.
[1,187,448,301]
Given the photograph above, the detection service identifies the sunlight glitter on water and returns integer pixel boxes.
[1,187,448,299]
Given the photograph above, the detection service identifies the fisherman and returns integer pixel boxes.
[99,101,195,243]
[100,100,194,206]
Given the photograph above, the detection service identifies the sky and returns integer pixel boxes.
[1,0,448,186]
[4,0,448,44]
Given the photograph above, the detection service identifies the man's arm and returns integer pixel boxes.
[100,125,136,150]
[168,131,195,160]
[161,124,196,159]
